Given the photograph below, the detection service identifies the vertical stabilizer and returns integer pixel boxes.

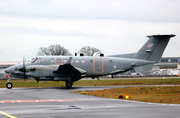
[134,34,175,62]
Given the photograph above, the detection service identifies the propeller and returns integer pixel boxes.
[23,56,26,82]
[18,56,27,81]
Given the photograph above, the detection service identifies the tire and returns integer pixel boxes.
[65,81,72,88]
[6,82,13,89]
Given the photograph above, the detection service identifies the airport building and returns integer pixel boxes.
[157,57,180,69]
[150,57,180,76]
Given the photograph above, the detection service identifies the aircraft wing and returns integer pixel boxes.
[53,57,86,76]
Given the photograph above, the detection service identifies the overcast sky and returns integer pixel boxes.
[0,0,180,61]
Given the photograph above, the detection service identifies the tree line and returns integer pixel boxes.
[37,45,101,56]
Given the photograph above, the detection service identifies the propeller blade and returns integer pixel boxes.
[23,56,26,82]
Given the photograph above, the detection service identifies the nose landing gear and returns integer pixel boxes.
[6,75,13,89]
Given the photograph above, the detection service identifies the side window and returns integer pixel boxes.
[56,58,61,63]
[75,59,80,63]
[81,59,86,63]
[50,58,55,63]
[109,60,113,64]
[90,60,93,63]
[63,59,67,64]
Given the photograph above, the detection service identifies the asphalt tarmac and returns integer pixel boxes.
[0,86,180,118]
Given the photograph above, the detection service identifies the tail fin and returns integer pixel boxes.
[134,34,175,61]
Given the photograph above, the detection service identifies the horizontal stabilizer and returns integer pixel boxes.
[108,53,136,58]
[110,69,125,75]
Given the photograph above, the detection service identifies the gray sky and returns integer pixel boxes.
[0,0,180,61]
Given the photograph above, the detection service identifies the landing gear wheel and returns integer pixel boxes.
[65,81,73,88]
[6,82,13,89]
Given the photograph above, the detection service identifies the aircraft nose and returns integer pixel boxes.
[5,68,10,74]
[5,67,14,74]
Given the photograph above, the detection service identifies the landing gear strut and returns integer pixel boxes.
[6,75,13,89]
[65,81,73,88]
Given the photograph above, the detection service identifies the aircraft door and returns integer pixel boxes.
[93,57,104,74]
[38,67,43,76]
[38,66,50,77]
[43,66,50,77]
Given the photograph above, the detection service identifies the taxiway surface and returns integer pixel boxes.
[0,86,180,118]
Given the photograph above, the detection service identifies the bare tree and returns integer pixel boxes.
[37,45,71,56]
[78,46,101,56]
[37,47,50,56]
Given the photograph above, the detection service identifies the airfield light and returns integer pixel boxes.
[125,95,130,99]
[118,95,130,99]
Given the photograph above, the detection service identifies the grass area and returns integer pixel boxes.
[74,86,180,104]
[74,78,180,86]
[0,78,180,88]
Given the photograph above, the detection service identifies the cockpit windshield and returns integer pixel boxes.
[30,57,37,63]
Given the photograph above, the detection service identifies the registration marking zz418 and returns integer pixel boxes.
[0,99,73,103]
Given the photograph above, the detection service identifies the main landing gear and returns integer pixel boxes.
[65,81,73,88]
[6,75,13,89]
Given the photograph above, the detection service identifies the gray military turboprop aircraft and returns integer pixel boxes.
[5,34,175,89]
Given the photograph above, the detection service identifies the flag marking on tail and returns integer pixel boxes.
[147,43,153,48]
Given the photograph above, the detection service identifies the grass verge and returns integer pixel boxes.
[0,78,180,88]
[74,86,180,104]
[74,78,180,86]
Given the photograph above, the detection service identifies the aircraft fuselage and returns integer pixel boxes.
[5,56,154,81]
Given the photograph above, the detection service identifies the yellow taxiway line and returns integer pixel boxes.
[0,111,17,118]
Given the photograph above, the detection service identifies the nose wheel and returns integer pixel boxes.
[6,82,13,89]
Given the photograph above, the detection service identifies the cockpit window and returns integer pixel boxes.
[31,58,37,63]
